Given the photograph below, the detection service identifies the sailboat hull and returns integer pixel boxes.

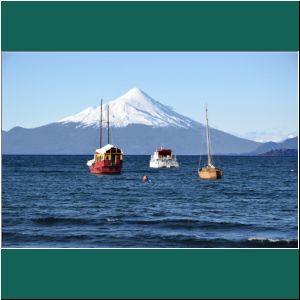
[198,167,223,180]
[89,159,122,175]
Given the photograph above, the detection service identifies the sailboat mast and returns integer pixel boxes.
[99,99,103,148]
[205,105,212,166]
[107,104,110,144]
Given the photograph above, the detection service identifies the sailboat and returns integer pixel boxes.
[198,105,224,180]
[87,99,123,174]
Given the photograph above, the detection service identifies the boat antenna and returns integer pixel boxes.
[205,104,212,166]
[107,104,110,144]
[99,98,103,148]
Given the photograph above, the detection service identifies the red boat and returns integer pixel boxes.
[87,99,123,174]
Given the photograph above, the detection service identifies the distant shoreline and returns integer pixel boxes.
[2,153,298,157]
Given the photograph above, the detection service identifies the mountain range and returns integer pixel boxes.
[2,88,298,155]
[251,137,298,154]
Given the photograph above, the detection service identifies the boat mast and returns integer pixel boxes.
[107,104,110,144]
[205,104,212,166]
[99,99,103,148]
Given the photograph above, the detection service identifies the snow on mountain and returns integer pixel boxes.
[59,88,200,129]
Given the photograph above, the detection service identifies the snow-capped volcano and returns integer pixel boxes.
[59,88,200,129]
[4,86,265,154]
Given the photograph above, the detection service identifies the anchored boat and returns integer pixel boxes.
[149,147,179,168]
[87,99,123,174]
[198,105,223,180]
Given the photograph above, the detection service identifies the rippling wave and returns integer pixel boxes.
[2,155,298,248]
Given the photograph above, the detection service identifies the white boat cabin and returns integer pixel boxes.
[149,148,179,168]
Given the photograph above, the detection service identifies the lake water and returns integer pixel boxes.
[2,155,298,248]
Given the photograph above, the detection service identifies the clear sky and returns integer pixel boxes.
[2,52,298,142]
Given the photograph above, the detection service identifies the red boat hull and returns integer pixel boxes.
[89,159,122,175]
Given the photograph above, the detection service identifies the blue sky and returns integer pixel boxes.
[2,52,298,141]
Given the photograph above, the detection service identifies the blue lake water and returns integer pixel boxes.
[2,155,298,248]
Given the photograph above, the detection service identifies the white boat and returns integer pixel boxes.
[149,147,179,168]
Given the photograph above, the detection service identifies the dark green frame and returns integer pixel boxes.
[1,1,299,299]
[2,249,299,299]
[1,1,299,51]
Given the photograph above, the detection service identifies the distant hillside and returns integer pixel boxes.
[259,148,298,156]
[251,137,298,154]
[2,123,260,155]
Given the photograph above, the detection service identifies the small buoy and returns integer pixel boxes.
[290,169,294,172]
[142,175,149,182]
